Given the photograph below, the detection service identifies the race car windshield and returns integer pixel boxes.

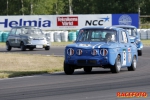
[76,29,117,42]
[22,28,43,35]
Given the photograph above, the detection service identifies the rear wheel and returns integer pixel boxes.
[128,56,137,71]
[6,42,12,51]
[111,55,121,73]
[64,62,74,75]
[138,50,142,56]
[83,67,92,73]
[20,42,26,51]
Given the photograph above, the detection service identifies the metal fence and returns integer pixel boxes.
[138,29,150,39]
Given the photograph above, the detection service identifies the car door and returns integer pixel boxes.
[8,28,16,46]
[14,28,22,47]
[119,30,129,67]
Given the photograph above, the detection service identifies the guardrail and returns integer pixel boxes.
[138,29,150,39]
[0,29,150,43]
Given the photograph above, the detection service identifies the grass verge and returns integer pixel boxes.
[0,53,64,78]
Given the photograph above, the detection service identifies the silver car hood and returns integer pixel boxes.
[21,34,45,39]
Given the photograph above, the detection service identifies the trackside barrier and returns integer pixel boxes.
[138,29,150,39]
[0,31,3,42]
[1,29,150,43]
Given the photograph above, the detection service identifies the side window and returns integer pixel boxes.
[132,29,137,36]
[120,31,128,43]
[10,29,16,35]
[16,29,22,35]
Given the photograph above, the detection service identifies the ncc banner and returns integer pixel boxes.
[0,14,138,31]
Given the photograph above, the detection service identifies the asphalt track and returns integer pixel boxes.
[0,47,150,100]
[0,46,65,56]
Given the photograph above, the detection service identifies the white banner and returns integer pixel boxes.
[0,14,112,31]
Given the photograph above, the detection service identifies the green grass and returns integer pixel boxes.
[51,42,73,46]
[141,40,150,45]
[0,53,64,78]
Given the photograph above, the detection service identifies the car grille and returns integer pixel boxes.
[77,60,86,64]
[33,39,44,40]
[77,60,97,64]
[87,60,97,64]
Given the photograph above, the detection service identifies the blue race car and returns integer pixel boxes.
[64,26,138,75]
[112,25,143,56]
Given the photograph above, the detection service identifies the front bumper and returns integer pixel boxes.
[25,44,50,48]
[65,56,109,67]
[26,40,50,48]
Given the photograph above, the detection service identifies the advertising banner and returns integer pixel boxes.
[112,14,139,28]
[0,14,138,31]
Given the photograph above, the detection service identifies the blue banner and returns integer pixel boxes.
[112,14,139,28]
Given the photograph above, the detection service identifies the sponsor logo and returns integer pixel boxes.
[85,16,109,26]
[0,18,51,28]
[128,48,131,52]
[57,17,78,26]
[119,14,132,25]
[117,92,148,98]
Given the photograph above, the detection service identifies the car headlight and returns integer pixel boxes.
[67,48,74,56]
[100,49,108,56]
[46,37,50,41]
[28,36,32,43]
[135,39,140,44]
[76,49,82,55]
[91,49,97,56]
[28,36,32,40]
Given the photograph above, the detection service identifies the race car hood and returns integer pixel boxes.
[66,42,118,49]
[20,34,46,39]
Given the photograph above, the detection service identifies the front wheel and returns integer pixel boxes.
[128,56,137,71]
[138,50,142,56]
[111,55,121,73]
[45,46,50,50]
[29,47,34,51]
[64,62,74,75]
[20,42,26,51]
[6,42,12,51]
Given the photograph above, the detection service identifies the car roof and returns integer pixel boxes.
[112,25,137,28]
[80,26,123,31]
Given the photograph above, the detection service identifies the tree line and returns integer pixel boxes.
[0,0,150,23]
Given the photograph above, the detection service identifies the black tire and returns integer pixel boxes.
[111,55,121,73]
[128,56,137,71]
[6,42,12,51]
[64,62,74,75]
[83,67,92,73]
[20,42,26,51]
[45,46,50,50]
[29,47,34,51]
[138,50,142,56]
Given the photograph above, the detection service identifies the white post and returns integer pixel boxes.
[21,0,24,15]
[7,0,8,16]
[31,0,33,15]
[69,0,73,14]
[138,0,140,28]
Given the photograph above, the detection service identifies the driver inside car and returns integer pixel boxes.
[105,33,112,42]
